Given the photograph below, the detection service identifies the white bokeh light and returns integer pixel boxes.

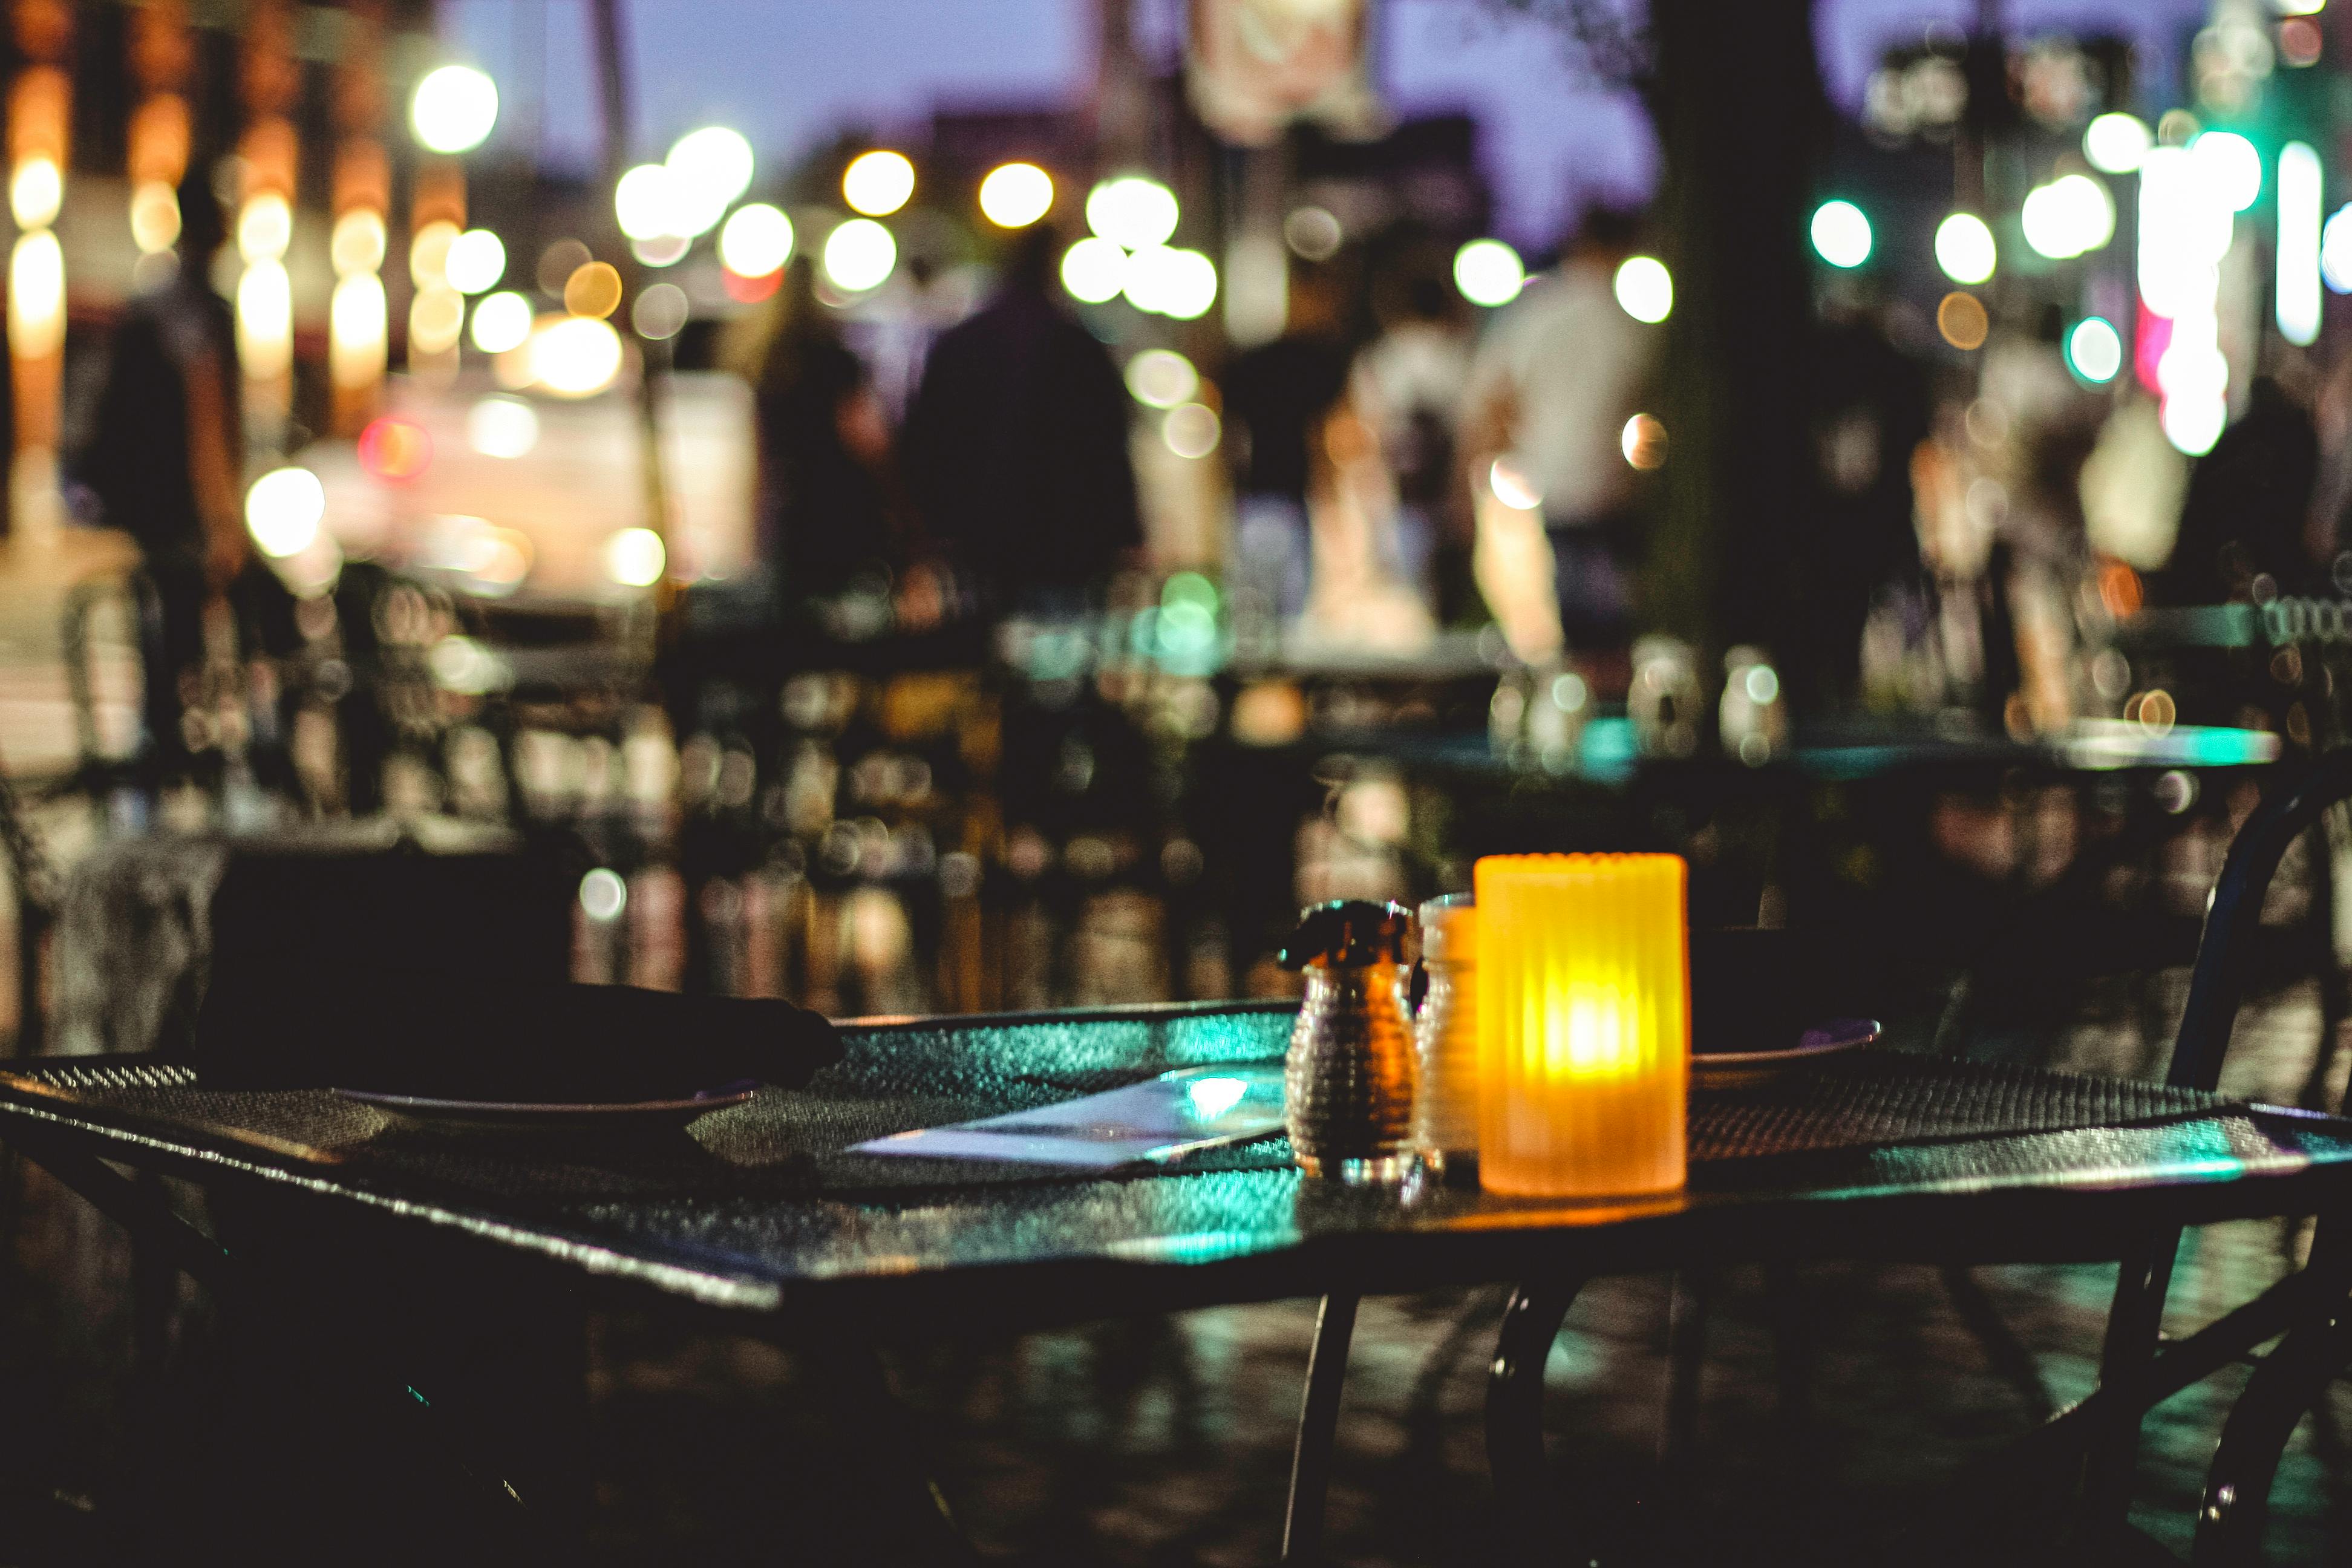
[1612,255,1673,323]
[718,203,794,276]
[245,467,325,557]
[1085,175,1178,250]
[410,65,498,155]
[979,162,1054,227]
[1452,239,1524,307]
[1060,237,1126,304]
[822,218,897,292]
[1809,200,1872,268]
[1935,212,1997,284]
[443,228,505,294]
[843,150,916,218]
[468,290,533,354]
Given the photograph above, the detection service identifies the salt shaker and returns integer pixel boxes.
[1413,893,1478,1177]
[1278,900,1416,1181]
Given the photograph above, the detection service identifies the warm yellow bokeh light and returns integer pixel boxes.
[563,261,624,320]
[979,162,1054,227]
[842,149,915,217]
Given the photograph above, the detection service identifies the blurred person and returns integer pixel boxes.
[1350,251,1472,619]
[2160,375,2320,606]
[901,223,1140,618]
[1459,207,1661,657]
[730,256,906,615]
[75,174,255,784]
[1802,283,1930,705]
[1223,256,1355,630]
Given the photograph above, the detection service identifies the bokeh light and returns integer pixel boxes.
[563,261,623,320]
[10,157,59,230]
[329,274,388,388]
[666,126,754,227]
[843,150,916,217]
[2323,204,2352,293]
[1488,456,1543,511]
[1060,237,1126,303]
[2083,112,2152,174]
[1284,205,1343,261]
[1809,200,1872,267]
[245,467,325,557]
[603,527,667,587]
[2189,131,2262,212]
[466,396,539,459]
[823,218,897,292]
[469,290,533,354]
[632,282,691,341]
[329,208,384,275]
[1085,175,1179,250]
[2065,316,2123,383]
[8,230,60,357]
[1163,403,1220,459]
[130,181,181,255]
[237,193,291,262]
[1612,255,1673,323]
[358,416,431,481]
[978,162,1054,227]
[719,203,794,276]
[235,259,292,376]
[1123,245,1217,318]
[2019,174,2114,260]
[409,220,458,286]
[1621,413,1667,470]
[1452,239,1523,307]
[531,315,624,396]
[1125,348,1198,408]
[1935,213,1996,284]
[408,286,463,355]
[615,164,677,241]
[410,64,498,154]
[580,868,628,921]
[1936,290,1989,350]
[2161,394,2226,456]
[2279,142,2324,348]
[443,228,505,293]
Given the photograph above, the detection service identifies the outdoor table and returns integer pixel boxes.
[2,1001,2351,1563]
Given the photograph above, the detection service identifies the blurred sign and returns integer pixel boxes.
[1187,0,1381,146]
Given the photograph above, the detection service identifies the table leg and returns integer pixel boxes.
[1486,1278,1585,1551]
[1660,1272,1709,1475]
[2080,1229,2182,1521]
[1281,1290,1359,1565]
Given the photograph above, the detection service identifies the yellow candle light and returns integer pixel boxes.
[1475,853,1688,1198]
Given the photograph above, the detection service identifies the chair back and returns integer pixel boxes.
[2166,745,2352,1093]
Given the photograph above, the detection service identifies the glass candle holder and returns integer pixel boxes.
[1474,853,1688,1198]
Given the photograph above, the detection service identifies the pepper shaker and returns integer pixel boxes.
[1278,900,1416,1181]
[1413,893,1478,1178]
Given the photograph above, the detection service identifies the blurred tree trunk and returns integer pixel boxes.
[1643,0,1828,697]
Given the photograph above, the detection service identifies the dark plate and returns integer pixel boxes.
[332,1080,761,1132]
[1693,1018,1881,1090]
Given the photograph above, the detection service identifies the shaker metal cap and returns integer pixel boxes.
[1418,892,1474,964]
[1277,900,1413,969]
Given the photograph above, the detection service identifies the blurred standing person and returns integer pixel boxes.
[732,256,905,616]
[1459,207,1660,660]
[1350,255,1471,619]
[901,224,1140,618]
[77,175,246,783]
[2163,374,2320,605]
[1223,257,1354,637]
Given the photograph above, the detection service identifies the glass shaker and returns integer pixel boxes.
[1413,893,1478,1177]
[1277,900,1416,1181]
